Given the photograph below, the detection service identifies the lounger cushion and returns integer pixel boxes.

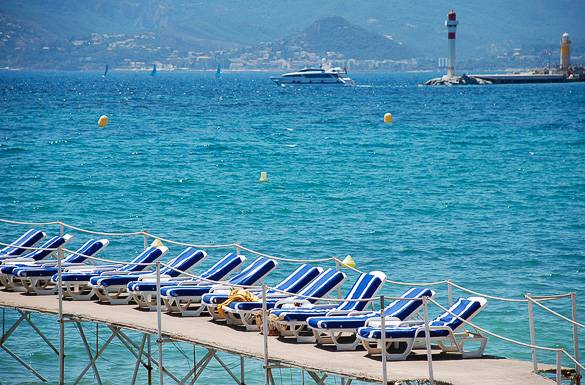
[357,326,451,339]
[271,305,338,322]
[90,274,148,287]
[127,281,180,292]
[225,299,279,311]
[14,266,59,277]
[160,286,213,297]
[307,314,371,329]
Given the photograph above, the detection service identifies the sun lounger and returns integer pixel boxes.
[56,246,168,300]
[0,229,46,259]
[0,234,73,290]
[307,287,435,350]
[357,296,488,360]
[90,248,206,304]
[202,264,322,320]
[127,252,245,310]
[269,271,386,342]
[161,256,277,317]
[9,238,109,295]
[223,267,346,331]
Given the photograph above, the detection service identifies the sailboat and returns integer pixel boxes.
[103,64,109,77]
[215,64,222,80]
[150,64,157,76]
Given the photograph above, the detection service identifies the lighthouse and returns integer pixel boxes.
[560,33,571,72]
[445,10,459,77]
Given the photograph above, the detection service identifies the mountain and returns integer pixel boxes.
[0,0,583,70]
[275,16,414,60]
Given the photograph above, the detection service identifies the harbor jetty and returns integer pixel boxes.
[425,12,584,86]
[0,218,583,385]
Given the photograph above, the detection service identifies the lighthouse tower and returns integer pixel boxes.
[560,33,571,72]
[445,10,459,78]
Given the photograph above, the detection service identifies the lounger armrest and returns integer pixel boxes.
[364,316,403,328]
[210,285,234,293]
[325,310,352,316]
[347,310,376,316]
[138,276,174,282]
[63,264,121,271]
[99,270,148,276]
[274,298,312,308]
[1,258,35,264]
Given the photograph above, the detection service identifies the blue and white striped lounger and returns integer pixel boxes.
[223,267,346,331]
[307,287,435,350]
[56,246,168,301]
[270,271,386,342]
[10,238,109,295]
[0,234,74,291]
[202,264,322,321]
[90,248,207,304]
[0,229,46,260]
[161,256,277,317]
[357,296,488,360]
[127,252,245,310]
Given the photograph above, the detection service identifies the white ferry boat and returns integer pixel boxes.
[270,67,355,86]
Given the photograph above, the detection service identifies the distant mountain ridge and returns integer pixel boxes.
[275,16,414,60]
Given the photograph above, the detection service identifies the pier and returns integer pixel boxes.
[0,290,561,385]
[0,218,583,385]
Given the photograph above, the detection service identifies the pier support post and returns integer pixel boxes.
[262,284,270,385]
[526,293,538,372]
[156,261,164,385]
[423,296,435,385]
[147,334,153,385]
[57,228,65,385]
[556,349,562,385]
[240,356,245,385]
[379,295,388,385]
[571,292,581,385]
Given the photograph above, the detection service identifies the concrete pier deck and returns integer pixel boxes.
[0,290,555,385]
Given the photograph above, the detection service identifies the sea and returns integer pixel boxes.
[0,71,583,384]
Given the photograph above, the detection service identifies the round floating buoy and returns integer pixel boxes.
[383,113,393,123]
[98,115,109,128]
[259,171,268,183]
[341,255,356,269]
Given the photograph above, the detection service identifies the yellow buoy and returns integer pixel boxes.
[259,171,268,183]
[383,113,393,123]
[341,255,356,269]
[150,238,163,248]
[98,115,109,128]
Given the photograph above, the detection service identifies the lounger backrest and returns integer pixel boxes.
[22,234,73,261]
[383,287,435,320]
[337,271,386,312]
[160,248,207,277]
[120,246,168,272]
[199,252,245,282]
[228,257,277,286]
[0,229,45,257]
[64,239,109,264]
[296,268,346,302]
[431,297,485,331]
[273,265,322,293]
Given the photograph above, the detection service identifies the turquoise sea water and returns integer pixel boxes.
[0,71,584,384]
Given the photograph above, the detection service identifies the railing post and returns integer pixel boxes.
[526,293,538,372]
[236,244,241,256]
[423,296,434,385]
[380,295,388,385]
[335,260,342,299]
[571,292,581,385]
[556,349,562,385]
[262,284,270,385]
[156,261,163,385]
[143,232,149,250]
[57,227,65,385]
[447,280,453,306]
[59,222,64,237]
